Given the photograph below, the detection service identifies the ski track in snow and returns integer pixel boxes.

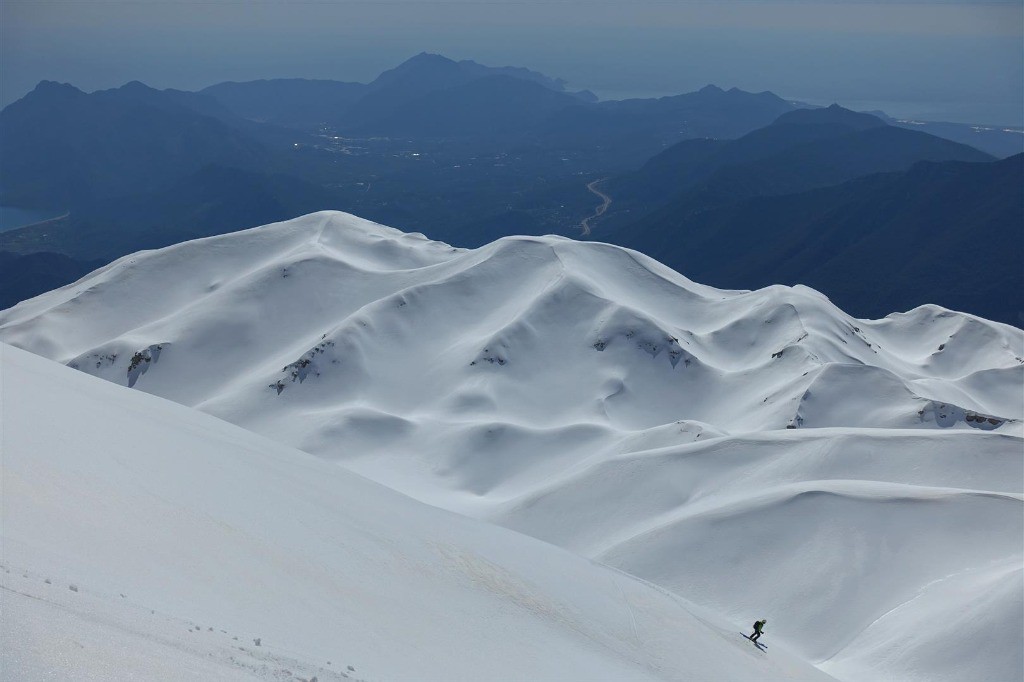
[1,343,834,682]
[1,577,360,682]
[1,210,1021,682]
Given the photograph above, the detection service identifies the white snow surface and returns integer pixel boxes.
[1,342,832,682]
[2,210,1022,681]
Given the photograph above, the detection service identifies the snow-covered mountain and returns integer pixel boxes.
[3,342,835,681]
[2,211,1021,681]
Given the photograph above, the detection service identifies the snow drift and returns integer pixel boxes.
[2,210,1021,681]
[1,342,833,681]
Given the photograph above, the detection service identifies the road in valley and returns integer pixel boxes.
[579,179,611,236]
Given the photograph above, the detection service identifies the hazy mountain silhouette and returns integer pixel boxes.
[771,104,886,129]
[194,54,781,156]
[0,81,275,207]
[198,53,596,133]
[0,251,104,309]
[534,85,796,165]
[615,154,1024,326]
[0,165,336,262]
[340,53,596,133]
[351,75,584,137]
[190,58,1024,159]
[368,52,580,95]
[0,58,1011,322]
[200,78,369,129]
[602,105,993,227]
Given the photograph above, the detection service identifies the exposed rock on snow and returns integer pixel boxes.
[1,343,833,682]
[2,211,1021,682]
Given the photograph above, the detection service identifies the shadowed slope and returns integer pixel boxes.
[2,211,1020,682]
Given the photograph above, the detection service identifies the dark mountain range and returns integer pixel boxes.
[543,85,795,138]
[366,52,586,96]
[0,56,812,264]
[303,53,480,130]
[533,85,796,165]
[324,53,600,136]
[352,75,584,137]
[1,55,1014,324]
[0,165,337,262]
[0,80,277,208]
[772,104,884,129]
[613,154,1024,326]
[193,54,781,161]
[200,78,370,129]
[0,251,105,310]
[2,55,796,234]
[601,105,993,229]
[199,53,596,133]
[455,58,594,100]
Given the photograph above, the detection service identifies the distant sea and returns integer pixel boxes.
[0,206,67,233]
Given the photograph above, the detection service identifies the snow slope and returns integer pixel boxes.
[2,211,1021,681]
[0,342,833,681]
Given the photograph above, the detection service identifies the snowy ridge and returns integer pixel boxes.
[1,343,833,681]
[2,211,1021,681]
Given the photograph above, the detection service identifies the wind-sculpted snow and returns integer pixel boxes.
[3,343,837,681]
[2,211,1021,682]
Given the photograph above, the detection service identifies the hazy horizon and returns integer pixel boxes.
[3,0,1022,126]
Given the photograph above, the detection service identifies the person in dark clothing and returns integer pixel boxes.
[749,619,767,642]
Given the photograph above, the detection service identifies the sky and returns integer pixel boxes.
[2,0,1022,125]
